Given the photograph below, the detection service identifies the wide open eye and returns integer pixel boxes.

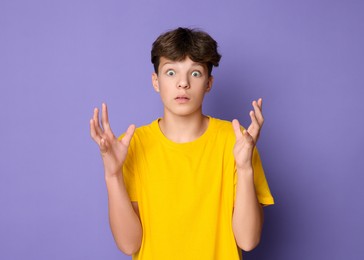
[191,71,202,77]
[166,69,176,76]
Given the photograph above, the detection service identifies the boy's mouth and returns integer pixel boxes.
[175,95,190,103]
[175,95,190,100]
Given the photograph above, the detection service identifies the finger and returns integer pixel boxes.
[121,124,136,147]
[257,98,263,110]
[90,119,101,144]
[101,103,109,129]
[101,103,114,135]
[248,111,261,139]
[249,110,259,127]
[242,129,255,145]
[252,101,264,126]
[93,107,103,135]
[232,119,243,140]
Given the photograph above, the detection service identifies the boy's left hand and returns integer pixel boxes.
[232,98,264,171]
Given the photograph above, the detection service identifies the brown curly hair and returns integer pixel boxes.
[151,27,222,76]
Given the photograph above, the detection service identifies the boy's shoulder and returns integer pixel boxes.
[208,117,238,142]
[210,117,233,131]
[133,119,159,135]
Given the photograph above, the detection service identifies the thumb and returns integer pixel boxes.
[232,119,243,140]
[120,124,136,147]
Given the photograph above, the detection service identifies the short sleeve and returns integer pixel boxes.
[118,134,138,202]
[251,148,274,206]
[233,147,274,206]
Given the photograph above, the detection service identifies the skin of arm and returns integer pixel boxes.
[232,167,263,251]
[105,175,142,255]
[90,103,142,255]
[231,98,265,251]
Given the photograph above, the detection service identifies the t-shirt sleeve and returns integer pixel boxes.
[118,134,138,202]
[234,147,275,206]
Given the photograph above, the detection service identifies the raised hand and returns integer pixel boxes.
[232,98,264,170]
[90,103,135,178]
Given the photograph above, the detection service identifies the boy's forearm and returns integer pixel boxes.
[232,167,263,252]
[105,173,142,255]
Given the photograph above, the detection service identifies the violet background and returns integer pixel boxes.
[1,0,363,259]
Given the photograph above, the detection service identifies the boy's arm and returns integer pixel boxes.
[90,103,142,255]
[231,98,265,251]
[105,175,142,255]
[232,168,263,251]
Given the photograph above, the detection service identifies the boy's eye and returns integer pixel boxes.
[191,71,201,77]
[166,69,176,76]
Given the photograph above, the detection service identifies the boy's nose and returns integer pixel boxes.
[178,79,190,89]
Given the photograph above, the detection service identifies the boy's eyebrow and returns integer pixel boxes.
[160,61,175,66]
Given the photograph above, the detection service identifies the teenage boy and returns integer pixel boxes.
[90,27,274,260]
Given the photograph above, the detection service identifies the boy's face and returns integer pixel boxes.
[152,56,213,118]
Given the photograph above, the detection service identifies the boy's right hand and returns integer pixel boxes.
[90,103,135,178]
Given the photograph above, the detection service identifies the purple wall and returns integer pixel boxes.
[1,0,363,259]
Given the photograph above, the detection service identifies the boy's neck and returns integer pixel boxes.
[158,112,209,143]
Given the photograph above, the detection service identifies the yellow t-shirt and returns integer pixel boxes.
[121,117,274,260]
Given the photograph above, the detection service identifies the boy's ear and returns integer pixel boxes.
[152,73,160,92]
[206,76,214,92]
